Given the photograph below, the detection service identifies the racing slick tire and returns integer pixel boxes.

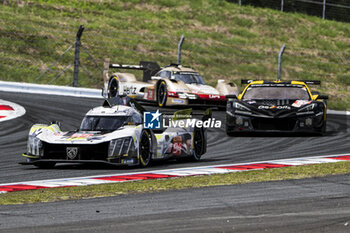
[225,122,235,137]
[157,81,167,107]
[139,130,152,167]
[318,121,327,136]
[191,127,205,161]
[108,76,119,98]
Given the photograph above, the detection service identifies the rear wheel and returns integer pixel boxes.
[157,81,167,107]
[191,128,205,161]
[226,123,235,136]
[108,77,119,98]
[139,131,152,167]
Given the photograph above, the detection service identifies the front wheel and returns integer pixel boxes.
[108,76,119,98]
[157,81,167,107]
[139,131,152,167]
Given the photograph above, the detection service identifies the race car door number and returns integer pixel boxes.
[123,86,137,95]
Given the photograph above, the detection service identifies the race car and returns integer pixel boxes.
[102,35,238,108]
[20,96,207,168]
[225,80,328,135]
[103,62,238,108]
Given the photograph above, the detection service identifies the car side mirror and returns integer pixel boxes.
[226,94,237,99]
[317,95,328,100]
[50,121,61,128]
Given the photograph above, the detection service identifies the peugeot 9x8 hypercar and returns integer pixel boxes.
[21,97,207,168]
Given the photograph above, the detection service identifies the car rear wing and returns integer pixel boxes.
[103,58,161,98]
[241,79,255,85]
[107,60,161,82]
[298,80,321,85]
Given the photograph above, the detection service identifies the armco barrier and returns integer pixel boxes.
[0,81,102,99]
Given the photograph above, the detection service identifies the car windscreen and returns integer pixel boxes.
[172,72,205,85]
[80,116,130,131]
[242,85,310,100]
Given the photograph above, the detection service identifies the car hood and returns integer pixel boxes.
[186,84,220,95]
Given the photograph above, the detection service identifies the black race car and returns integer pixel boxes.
[226,80,328,135]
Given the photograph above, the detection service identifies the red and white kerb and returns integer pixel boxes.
[0,99,26,122]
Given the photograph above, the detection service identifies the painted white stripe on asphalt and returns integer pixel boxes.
[269,158,340,165]
[157,168,241,176]
[306,158,341,163]
[271,160,319,165]
[193,168,235,174]
[157,171,212,176]
[19,182,62,188]
[24,179,113,187]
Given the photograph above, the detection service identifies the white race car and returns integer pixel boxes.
[102,35,238,108]
[21,97,207,168]
[105,62,238,108]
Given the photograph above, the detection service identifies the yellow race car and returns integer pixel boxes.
[226,80,328,135]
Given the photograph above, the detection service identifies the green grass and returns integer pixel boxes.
[0,0,349,109]
[0,161,349,205]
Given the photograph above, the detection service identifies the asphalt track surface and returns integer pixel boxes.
[0,91,349,184]
[1,174,349,232]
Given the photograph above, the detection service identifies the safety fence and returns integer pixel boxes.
[229,0,350,22]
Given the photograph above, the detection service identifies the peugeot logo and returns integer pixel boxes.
[66,147,78,160]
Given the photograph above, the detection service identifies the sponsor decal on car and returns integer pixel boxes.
[292,100,312,108]
[258,105,291,110]
[67,133,93,140]
[209,95,221,99]
[123,86,137,95]
[172,99,184,104]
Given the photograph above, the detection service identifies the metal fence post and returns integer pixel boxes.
[277,44,286,81]
[322,0,326,19]
[239,0,241,6]
[73,25,84,87]
[177,34,185,65]
[281,0,284,12]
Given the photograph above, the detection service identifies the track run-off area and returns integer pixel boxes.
[0,90,349,184]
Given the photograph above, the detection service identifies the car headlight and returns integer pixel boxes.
[233,102,251,111]
[27,136,43,157]
[298,103,316,112]
[108,137,136,158]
